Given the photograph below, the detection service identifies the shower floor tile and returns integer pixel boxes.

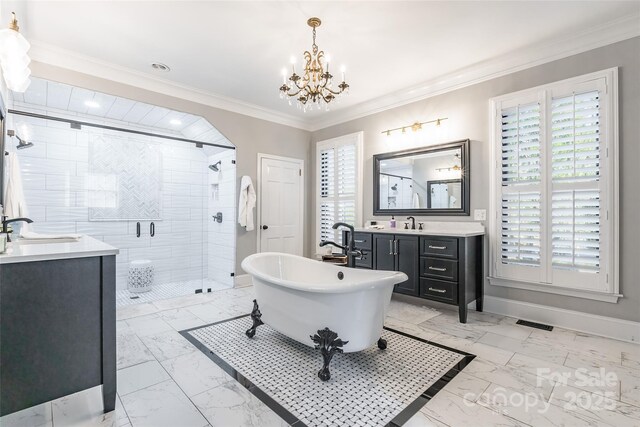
[116,279,230,308]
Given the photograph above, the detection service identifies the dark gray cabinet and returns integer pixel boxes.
[0,256,116,416]
[345,231,483,323]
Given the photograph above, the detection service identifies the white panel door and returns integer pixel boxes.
[258,155,303,255]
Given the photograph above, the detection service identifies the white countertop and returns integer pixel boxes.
[0,235,119,264]
[355,221,485,237]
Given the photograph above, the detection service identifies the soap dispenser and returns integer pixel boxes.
[389,216,396,229]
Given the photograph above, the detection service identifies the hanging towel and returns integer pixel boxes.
[3,153,31,233]
[238,175,256,231]
[412,192,421,209]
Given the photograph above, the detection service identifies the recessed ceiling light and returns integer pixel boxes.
[84,100,100,108]
[169,119,182,126]
[151,62,171,72]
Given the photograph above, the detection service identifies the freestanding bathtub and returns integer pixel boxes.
[241,252,408,380]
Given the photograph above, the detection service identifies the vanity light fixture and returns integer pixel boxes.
[382,117,448,136]
[0,12,31,92]
[279,17,349,111]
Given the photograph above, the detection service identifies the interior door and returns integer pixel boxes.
[395,235,420,296]
[259,155,303,255]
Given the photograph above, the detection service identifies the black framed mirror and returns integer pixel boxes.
[373,139,470,216]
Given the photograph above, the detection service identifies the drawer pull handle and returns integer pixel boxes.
[355,239,365,243]
[428,266,447,272]
[428,287,446,293]
[429,245,447,250]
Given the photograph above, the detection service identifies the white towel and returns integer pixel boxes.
[238,175,256,231]
[412,192,421,209]
[3,153,31,232]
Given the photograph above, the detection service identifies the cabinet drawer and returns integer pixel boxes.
[420,237,458,259]
[421,257,458,282]
[420,278,458,304]
[353,232,372,250]
[355,250,373,269]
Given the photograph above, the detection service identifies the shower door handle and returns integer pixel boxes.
[150,222,155,237]
[136,222,141,238]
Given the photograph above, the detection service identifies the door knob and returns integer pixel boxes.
[262,225,268,230]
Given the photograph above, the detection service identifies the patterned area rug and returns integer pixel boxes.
[182,315,474,426]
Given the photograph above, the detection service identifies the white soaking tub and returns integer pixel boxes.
[241,252,407,353]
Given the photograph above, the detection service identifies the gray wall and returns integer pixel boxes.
[311,37,640,322]
[30,62,312,275]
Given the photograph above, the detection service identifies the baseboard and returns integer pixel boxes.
[234,274,252,288]
[483,296,640,344]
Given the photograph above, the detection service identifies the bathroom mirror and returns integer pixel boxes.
[373,139,470,216]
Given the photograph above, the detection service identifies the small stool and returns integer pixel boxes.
[128,259,154,293]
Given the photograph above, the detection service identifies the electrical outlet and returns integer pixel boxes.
[474,209,487,221]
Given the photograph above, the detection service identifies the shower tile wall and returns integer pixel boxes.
[12,106,234,291]
[207,149,236,288]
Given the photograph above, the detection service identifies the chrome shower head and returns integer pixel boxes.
[209,161,222,172]
[7,129,34,150]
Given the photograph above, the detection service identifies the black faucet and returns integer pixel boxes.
[319,222,362,267]
[406,216,416,230]
[1,216,33,242]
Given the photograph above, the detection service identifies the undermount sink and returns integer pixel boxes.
[16,238,81,245]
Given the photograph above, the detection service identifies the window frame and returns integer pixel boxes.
[315,131,364,254]
[489,68,620,302]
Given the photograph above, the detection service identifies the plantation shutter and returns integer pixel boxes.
[496,100,544,283]
[316,133,363,250]
[549,88,605,290]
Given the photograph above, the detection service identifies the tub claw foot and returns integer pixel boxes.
[245,300,264,338]
[311,327,348,382]
[377,338,387,350]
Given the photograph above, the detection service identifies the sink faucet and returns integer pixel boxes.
[406,216,416,230]
[1,216,33,242]
[319,222,362,267]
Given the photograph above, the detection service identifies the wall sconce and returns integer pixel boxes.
[382,117,447,136]
[0,12,31,92]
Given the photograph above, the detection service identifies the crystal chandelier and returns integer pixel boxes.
[279,17,349,111]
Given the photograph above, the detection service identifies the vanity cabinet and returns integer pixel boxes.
[344,230,483,323]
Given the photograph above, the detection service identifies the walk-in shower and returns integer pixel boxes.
[209,160,222,172]
[7,77,237,307]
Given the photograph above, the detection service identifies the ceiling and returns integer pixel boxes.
[4,1,639,129]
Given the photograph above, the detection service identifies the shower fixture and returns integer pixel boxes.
[209,161,222,172]
[7,129,33,149]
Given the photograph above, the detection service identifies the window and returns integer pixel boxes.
[316,132,363,252]
[490,69,618,299]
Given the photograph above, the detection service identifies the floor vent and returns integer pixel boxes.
[516,319,553,331]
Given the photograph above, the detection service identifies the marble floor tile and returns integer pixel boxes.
[573,333,640,356]
[421,390,526,427]
[387,299,442,324]
[151,293,211,311]
[140,330,197,362]
[125,314,173,337]
[120,380,208,427]
[427,332,515,365]
[384,316,440,341]
[0,402,52,427]
[418,317,486,341]
[116,303,158,321]
[158,308,207,331]
[623,350,640,371]
[462,358,555,400]
[191,381,287,427]
[117,332,155,370]
[478,332,568,365]
[403,411,450,427]
[117,360,171,396]
[550,383,640,426]
[442,371,491,402]
[185,302,236,323]
[477,383,603,427]
[507,353,620,399]
[51,386,120,427]
[161,350,233,397]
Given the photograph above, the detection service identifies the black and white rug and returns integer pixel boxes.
[181,315,474,427]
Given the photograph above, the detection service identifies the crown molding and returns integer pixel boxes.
[307,13,640,131]
[28,41,312,131]
[27,13,639,133]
